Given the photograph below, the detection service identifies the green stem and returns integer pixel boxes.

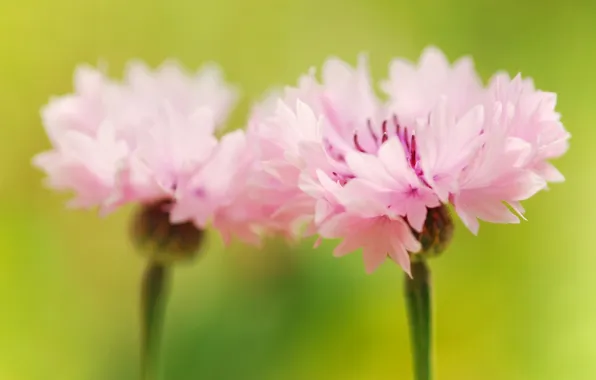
[141,262,171,380]
[404,260,433,380]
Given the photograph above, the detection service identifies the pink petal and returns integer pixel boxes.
[363,247,388,274]
[345,151,394,187]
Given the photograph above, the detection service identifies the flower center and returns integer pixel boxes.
[354,116,419,165]
[353,115,428,183]
[325,115,433,188]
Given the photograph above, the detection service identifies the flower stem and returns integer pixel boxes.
[404,260,433,380]
[140,262,171,380]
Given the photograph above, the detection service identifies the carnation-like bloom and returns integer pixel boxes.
[249,47,569,274]
[33,61,263,247]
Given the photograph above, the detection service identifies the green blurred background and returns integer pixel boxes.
[0,0,592,379]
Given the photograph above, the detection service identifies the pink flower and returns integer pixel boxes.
[33,61,263,243]
[250,47,569,273]
[248,55,434,273]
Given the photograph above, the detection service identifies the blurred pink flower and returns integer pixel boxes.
[249,47,569,273]
[33,61,265,243]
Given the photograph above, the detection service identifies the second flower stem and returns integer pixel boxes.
[141,261,171,380]
[404,260,432,380]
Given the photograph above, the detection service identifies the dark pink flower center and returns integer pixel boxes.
[354,116,419,167]
[322,106,435,188]
[351,115,429,186]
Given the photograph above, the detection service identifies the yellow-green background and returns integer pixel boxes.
[0,0,591,379]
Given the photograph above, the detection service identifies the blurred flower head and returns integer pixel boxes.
[33,61,266,245]
[249,47,570,274]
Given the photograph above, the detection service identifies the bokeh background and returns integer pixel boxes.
[0,0,593,379]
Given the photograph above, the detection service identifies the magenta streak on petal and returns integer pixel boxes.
[353,133,366,153]
[393,115,401,136]
[331,171,354,186]
[366,119,379,147]
[403,129,411,152]
[381,120,388,143]
[324,138,346,162]
[409,135,417,168]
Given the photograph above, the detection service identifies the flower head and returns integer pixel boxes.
[250,47,569,274]
[33,61,264,247]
